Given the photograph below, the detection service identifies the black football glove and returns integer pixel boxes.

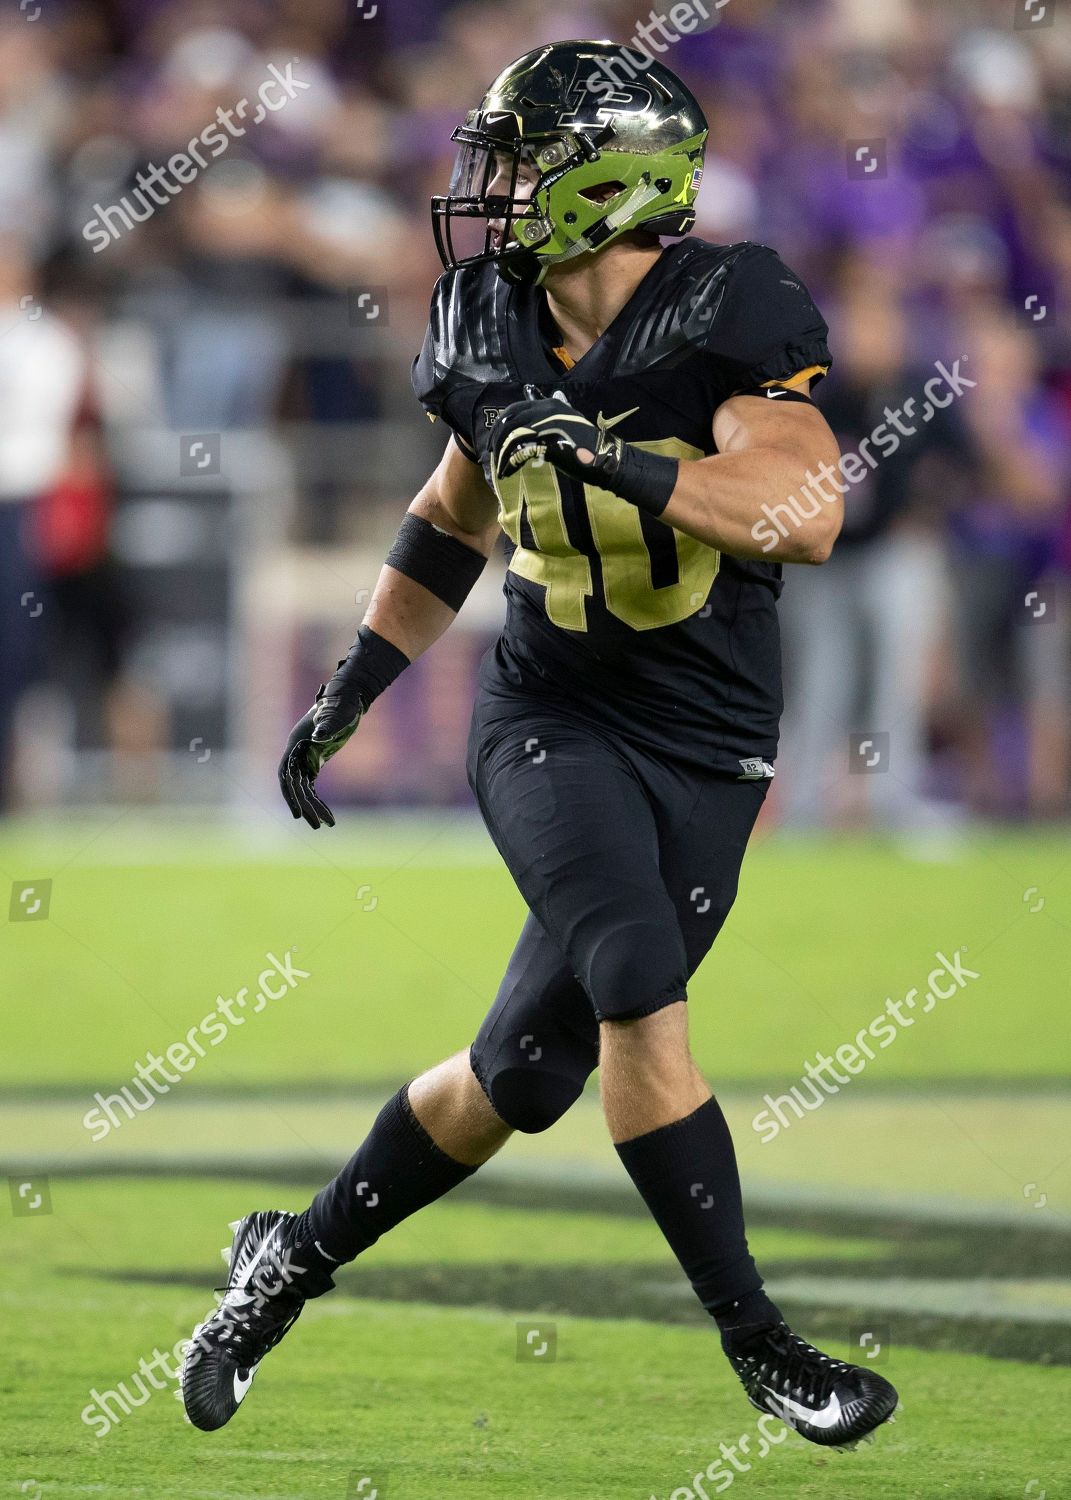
[278,625,410,830]
[489,391,678,516]
[277,681,364,830]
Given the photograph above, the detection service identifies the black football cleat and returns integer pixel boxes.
[723,1321,898,1447]
[181,1210,334,1432]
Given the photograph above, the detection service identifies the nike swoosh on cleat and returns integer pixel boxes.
[233,1368,256,1403]
[233,1219,283,1286]
[762,1387,844,1430]
[219,1222,284,1313]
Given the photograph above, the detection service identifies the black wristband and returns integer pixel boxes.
[385,512,486,612]
[332,625,410,708]
[612,444,679,518]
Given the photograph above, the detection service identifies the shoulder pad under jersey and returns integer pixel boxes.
[613,239,830,391]
[412,262,517,420]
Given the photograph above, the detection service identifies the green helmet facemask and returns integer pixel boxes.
[432,40,709,286]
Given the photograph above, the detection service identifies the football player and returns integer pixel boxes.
[183,41,898,1449]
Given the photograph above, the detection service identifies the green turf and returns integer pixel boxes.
[3,824,1070,1495]
[4,1177,1070,1500]
[1,821,1069,1087]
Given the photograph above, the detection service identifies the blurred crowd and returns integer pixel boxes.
[1,0,1069,822]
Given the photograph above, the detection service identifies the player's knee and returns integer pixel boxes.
[486,1067,586,1133]
[585,922,687,1023]
[469,1038,595,1134]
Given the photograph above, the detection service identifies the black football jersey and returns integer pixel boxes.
[412,238,831,776]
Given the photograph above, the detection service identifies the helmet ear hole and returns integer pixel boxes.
[578,180,627,204]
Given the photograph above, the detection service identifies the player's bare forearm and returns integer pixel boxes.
[364,437,501,662]
[660,394,843,565]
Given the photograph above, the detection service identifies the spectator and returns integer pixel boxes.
[947,310,1071,818]
[0,237,86,806]
[780,284,972,830]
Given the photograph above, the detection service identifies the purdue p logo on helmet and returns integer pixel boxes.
[431,40,709,286]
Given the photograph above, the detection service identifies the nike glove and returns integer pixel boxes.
[278,625,409,830]
[488,392,679,517]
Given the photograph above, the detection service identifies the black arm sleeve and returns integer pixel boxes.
[385,512,486,612]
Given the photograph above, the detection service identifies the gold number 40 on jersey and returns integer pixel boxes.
[495,437,720,632]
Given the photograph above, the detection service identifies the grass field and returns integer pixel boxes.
[2,815,1070,1498]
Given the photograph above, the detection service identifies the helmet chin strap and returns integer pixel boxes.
[496,248,547,287]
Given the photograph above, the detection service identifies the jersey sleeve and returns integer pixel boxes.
[702,244,831,396]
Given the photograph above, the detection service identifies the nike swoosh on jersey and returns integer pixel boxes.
[596,405,641,431]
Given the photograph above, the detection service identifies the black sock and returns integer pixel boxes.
[294,1085,478,1274]
[614,1096,782,1338]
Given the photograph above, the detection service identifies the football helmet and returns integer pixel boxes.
[432,40,708,285]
